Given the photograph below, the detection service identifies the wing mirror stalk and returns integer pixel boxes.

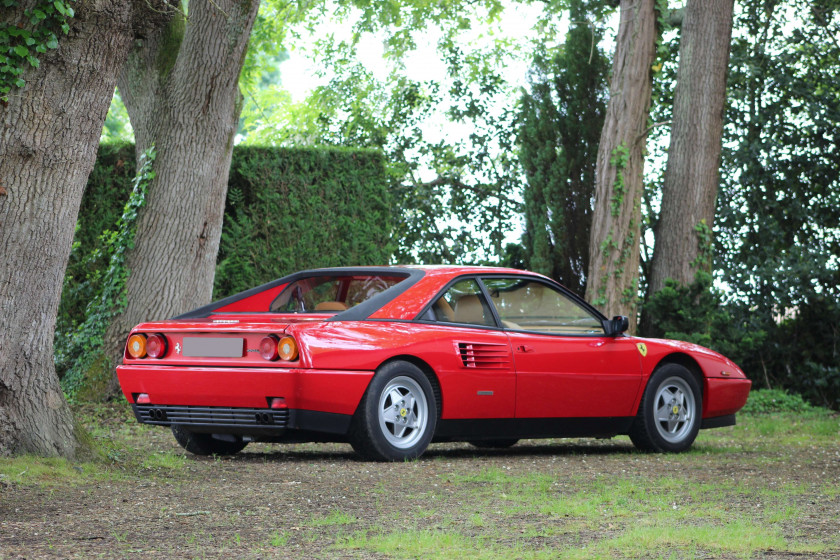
[606,315,629,336]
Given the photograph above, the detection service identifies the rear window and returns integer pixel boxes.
[270,274,405,313]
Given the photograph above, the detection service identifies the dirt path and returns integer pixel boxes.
[2,411,839,559]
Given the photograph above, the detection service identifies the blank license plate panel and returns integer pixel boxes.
[182,337,244,358]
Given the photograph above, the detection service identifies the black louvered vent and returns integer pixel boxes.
[457,342,510,369]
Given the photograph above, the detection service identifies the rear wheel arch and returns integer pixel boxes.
[377,355,443,419]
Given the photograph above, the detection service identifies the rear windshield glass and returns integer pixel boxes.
[270,274,405,313]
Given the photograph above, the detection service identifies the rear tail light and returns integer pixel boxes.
[135,393,151,404]
[146,334,168,359]
[278,336,298,361]
[127,334,147,359]
[260,335,299,361]
[259,335,280,361]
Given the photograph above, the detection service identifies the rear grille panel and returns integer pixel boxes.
[133,405,289,429]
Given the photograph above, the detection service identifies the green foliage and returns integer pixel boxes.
[213,146,393,298]
[718,0,840,315]
[59,146,156,401]
[642,271,766,362]
[741,389,814,414]
[516,0,609,293]
[608,142,630,218]
[0,0,74,101]
[709,0,840,410]
[100,90,134,143]
[56,144,137,381]
[239,1,531,264]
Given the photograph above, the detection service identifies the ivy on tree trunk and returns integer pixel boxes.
[585,0,657,332]
[102,0,260,396]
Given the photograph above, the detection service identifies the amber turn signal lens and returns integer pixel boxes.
[259,335,279,361]
[127,334,147,359]
[146,334,167,359]
[278,336,298,361]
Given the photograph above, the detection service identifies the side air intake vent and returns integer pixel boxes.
[457,342,511,369]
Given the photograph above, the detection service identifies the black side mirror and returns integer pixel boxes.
[607,315,629,336]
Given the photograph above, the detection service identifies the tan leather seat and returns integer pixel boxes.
[314,301,348,311]
[434,297,455,321]
[453,295,487,325]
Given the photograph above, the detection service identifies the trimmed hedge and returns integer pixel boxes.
[215,146,393,298]
[57,143,392,378]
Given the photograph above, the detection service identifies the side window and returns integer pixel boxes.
[430,279,496,327]
[482,277,604,335]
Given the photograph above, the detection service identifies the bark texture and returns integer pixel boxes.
[103,0,259,391]
[585,0,657,332]
[648,0,734,294]
[0,1,157,456]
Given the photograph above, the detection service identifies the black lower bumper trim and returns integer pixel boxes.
[133,404,289,429]
[701,414,736,429]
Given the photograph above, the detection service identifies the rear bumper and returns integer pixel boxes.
[117,364,374,416]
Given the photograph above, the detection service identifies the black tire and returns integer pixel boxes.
[350,361,437,461]
[468,439,519,449]
[171,425,248,456]
[629,364,702,453]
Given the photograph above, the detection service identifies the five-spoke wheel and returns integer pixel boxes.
[378,376,429,450]
[350,361,437,461]
[629,364,701,453]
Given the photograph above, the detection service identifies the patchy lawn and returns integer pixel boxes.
[1,399,838,559]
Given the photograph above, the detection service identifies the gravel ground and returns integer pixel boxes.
[1,406,839,559]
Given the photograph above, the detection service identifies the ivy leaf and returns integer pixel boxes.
[27,55,39,68]
[14,77,24,87]
[46,36,58,49]
[32,9,48,20]
[53,1,68,15]
[14,44,28,58]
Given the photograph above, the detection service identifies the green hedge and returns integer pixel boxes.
[215,146,393,298]
[57,143,393,378]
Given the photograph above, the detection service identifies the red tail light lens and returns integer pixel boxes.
[127,334,147,359]
[260,335,279,361]
[146,334,167,359]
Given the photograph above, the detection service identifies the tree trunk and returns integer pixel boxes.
[0,1,150,456]
[103,0,259,393]
[585,0,657,332]
[647,0,734,295]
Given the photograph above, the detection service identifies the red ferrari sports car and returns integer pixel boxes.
[117,266,751,461]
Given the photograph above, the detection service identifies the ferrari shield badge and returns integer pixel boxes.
[637,343,648,357]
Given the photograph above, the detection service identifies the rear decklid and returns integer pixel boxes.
[121,315,330,368]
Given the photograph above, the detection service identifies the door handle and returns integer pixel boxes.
[517,345,535,353]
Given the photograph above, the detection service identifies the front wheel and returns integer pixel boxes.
[629,364,701,453]
[350,361,437,461]
[171,425,247,456]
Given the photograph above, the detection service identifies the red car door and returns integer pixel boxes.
[420,278,517,419]
[480,277,643,419]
